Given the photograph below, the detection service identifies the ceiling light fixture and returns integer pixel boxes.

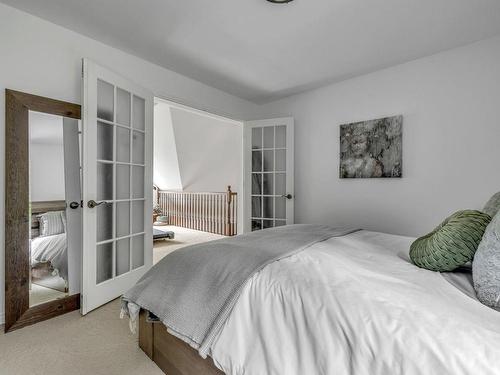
[267,0,294,3]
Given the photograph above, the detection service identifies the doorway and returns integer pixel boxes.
[152,98,244,262]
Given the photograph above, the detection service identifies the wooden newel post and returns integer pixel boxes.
[226,186,232,236]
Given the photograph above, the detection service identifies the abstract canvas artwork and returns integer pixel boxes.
[340,115,402,178]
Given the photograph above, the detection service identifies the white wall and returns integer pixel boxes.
[0,3,258,323]
[170,107,242,194]
[154,103,182,190]
[258,35,500,237]
[30,143,65,201]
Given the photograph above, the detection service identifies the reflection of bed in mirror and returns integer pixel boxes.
[30,201,69,304]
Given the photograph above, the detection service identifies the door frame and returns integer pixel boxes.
[4,89,81,332]
[242,117,294,233]
[154,97,246,234]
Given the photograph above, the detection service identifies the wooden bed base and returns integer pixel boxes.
[139,310,224,375]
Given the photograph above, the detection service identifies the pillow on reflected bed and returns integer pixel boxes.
[38,211,65,237]
[473,210,500,310]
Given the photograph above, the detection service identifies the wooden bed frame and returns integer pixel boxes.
[138,310,224,375]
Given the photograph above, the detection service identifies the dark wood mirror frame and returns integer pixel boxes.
[5,89,81,332]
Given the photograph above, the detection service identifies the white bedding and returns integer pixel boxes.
[209,230,500,375]
[31,233,68,281]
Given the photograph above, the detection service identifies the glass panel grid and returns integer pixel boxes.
[95,80,147,279]
[251,125,287,231]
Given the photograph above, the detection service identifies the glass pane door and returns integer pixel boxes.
[82,59,152,315]
[248,119,293,231]
[95,80,146,283]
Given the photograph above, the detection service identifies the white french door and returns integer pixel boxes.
[81,59,153,314]
[243,118,294,232]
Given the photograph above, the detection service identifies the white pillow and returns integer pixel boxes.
[483,191,500,217]
[38,211,65,237]
[473,210,500,310]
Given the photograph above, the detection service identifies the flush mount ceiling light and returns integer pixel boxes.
[267,0,294,3]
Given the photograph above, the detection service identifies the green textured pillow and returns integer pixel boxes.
[410,210,491,272]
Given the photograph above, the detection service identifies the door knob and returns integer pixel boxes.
[87,200,107,209]
[69,201,81,209]
[281,194,293,200]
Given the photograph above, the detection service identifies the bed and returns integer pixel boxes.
[31,233,68,281]
[123,226,500,375]
[30,201,69,288]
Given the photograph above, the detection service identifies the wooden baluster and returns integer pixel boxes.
[212,195,215,234]
[228,193,232,236]
[224,193,228,236]
[202,194,205,232]
[205,194,208,232]
[195,194,198,231]
[217,194,222,234]
[221,194,225,235]
[198,194,201,232]
[194,194,197,231]
[219,194,222,235]
[234,193,237,235]
[233,193,236,236]
[192,194,195,231]
[187,193,191,230]
[208,195,211,233]
[191,193,194,230]
[214,195,217,234]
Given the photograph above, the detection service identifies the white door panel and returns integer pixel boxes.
[243,118,294,232]
[81,59,153,314]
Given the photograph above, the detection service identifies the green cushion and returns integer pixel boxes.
[410,210,491,272]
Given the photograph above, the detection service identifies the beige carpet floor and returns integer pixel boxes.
[153,225,224,263]
[0,226,224,375]
[0,299,163,375]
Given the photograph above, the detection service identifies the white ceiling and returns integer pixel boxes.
[4,0,500,103]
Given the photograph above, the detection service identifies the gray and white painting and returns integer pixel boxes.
[340,115,402,178]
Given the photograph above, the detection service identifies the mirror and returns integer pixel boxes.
[5,90,82,332]
[28,111,81,307]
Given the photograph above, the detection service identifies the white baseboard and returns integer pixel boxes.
[0,312,4,326]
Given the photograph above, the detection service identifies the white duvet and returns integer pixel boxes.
[209,230,500,375]
[31,233,68,280]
